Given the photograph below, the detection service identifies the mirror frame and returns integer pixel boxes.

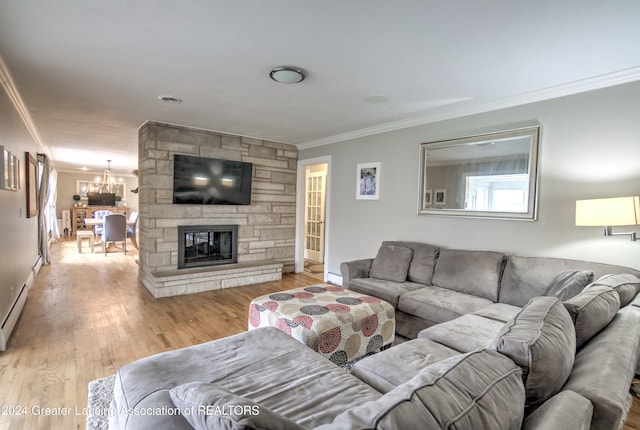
[418,125,541,220]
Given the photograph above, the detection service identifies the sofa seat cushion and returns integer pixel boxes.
[398,284,494,325]
[169,382,304,430]
[348,278,424,308]
[490,296,576,413]
[382,241,440,285]
[351,338,459,393]
[111,327,381,430]
[418,314,506,353]
[431,249,506,302]
[319,349,525,430]
[563,285,620,348]
[472,303,522,323]
[589,273,640,306]
[370,244,413,282]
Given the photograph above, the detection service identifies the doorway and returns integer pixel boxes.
[296,156,330,281]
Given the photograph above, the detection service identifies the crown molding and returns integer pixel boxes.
[0,54,50,157]
[297,66,640,150]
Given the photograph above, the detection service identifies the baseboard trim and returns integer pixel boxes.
[0,284,28,352]
[327,272,343,286]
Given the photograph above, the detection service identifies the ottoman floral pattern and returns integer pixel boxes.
[249,284,395,365]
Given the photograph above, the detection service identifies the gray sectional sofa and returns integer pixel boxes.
[108,240,640,430]
[342,240,640,430]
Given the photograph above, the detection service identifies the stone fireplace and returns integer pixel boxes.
[137,122,298,298]
[178,225,238,269]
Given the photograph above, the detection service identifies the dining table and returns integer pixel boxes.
[83,217,138,249]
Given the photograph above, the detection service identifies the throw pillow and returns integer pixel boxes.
[489,296,576,413]
[169,382,304,430]
[545,270,594,301]
[563,285,620,348]
[369,245,413,282]
[588,273,640,307]
[318,349,525,430]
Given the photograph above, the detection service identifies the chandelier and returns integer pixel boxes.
[98,160,116,193]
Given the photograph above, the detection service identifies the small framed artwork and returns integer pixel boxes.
[434,189,447,206]
[0,146,18,191]
[425,189,433,206]
[356,162,380,200]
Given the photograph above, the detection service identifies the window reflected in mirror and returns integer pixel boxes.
[419,126,540,220]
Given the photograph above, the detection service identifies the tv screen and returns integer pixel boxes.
[87,192,116,206]
[173,155,253,205]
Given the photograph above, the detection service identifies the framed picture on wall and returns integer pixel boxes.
[425,189,433,206]
[434,189,447,206]
[0,146,19,191]
[356,162,380,200]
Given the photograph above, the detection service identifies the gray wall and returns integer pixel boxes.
[0,86,40,326]
[56,171,139,218]
[300,81,640,277]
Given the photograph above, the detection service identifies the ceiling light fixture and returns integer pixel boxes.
[363,95,389,103]
[158,95,183,104]
[98,160,117,193]
[270,67,305,84]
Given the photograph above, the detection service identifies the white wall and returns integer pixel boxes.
[300,81,640,277]
[56,171,139,218]
[0,84,40,330]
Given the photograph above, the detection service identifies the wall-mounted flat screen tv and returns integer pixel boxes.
[173,155,253,205]
[87,192,116,206]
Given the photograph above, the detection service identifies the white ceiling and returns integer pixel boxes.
[1,0,639,176]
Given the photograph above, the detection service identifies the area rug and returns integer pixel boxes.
[86,375,115,430]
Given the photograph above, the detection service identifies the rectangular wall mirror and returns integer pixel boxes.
[418,125,540,220]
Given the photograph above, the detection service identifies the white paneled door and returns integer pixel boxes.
[304,168,326,263]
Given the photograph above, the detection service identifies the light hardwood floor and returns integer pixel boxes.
[1,238,639,429]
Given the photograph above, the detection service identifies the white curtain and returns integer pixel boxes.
[47,167,60,240]
[37,154,58,265]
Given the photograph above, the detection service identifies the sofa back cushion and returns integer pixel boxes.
[489,296,576,413]
[588,273,640,307]
[544,270,594,301]
[370,245,413,282]
[321,349,525,430]
[431,250,506,302]
[563,285,620,348]
[500,255,640,306]
[382,241,440,285]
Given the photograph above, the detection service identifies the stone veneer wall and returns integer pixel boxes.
[138,122,298,297]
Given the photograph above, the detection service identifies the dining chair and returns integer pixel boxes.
[126,211,139,248]
[101,213,127,255]
[93,209,112,236]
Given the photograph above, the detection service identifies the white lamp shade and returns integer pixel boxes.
[575,196,640,226]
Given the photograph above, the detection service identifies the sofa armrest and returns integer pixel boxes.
[340,259,374,288]
[523,390,593,430]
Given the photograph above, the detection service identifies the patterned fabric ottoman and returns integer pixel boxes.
[249,284,395,365]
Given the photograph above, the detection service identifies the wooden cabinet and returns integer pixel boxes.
[72,206,129,235]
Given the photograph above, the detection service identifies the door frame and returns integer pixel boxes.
[295,156,331,278]
[303,168,326,263]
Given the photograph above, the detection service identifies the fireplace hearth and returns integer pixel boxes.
[178,225,238,269]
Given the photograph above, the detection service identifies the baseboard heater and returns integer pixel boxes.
[0,284,28,352]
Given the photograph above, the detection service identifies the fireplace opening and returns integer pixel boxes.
[178,225,238,269]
